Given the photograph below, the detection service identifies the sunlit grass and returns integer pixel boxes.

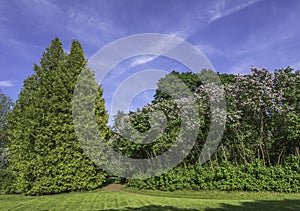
[1,189,299,210]
[125,187,300,200]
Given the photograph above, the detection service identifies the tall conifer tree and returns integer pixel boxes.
[8,38,108,195]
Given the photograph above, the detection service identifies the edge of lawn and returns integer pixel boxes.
[123,187,300,201]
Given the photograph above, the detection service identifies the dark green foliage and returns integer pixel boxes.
[111,100,180,160]
[154,71,202,102]
[0,90,14,193]
[0,168,15,193]
[7,38,108,195]
[127,156,300,193]
[0,89,13,155]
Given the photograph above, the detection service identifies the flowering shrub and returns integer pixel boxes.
[121,68,299,192]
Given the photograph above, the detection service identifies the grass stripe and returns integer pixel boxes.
[1,190,299,210]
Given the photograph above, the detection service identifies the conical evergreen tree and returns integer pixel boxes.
[8,38,108,195]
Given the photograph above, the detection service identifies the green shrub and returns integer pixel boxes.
[0,168,15,194]
[127,157,300,193]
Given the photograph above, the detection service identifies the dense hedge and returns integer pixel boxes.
[0,168,15,193]
[127,156,300,193]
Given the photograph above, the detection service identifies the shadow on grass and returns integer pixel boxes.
[100,200,300,211]
[103,205,199,210]
[205,199,300,211]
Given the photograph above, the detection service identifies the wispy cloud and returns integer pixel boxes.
[157,1,262,44]
[126,33,187,69]
[129,55,157,67]
[168,31,189,40]
[18,0,118,49]
[196,42,228,58]
[208,0,262,24]
[0,80,15,87]
[67,7,108,32]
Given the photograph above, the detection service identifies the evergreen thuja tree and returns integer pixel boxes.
[8,38,108,195]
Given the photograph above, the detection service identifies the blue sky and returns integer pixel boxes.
[1,0,300,119]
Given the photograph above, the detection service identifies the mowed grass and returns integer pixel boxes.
[1,188,300,211]
[125,187,300,200]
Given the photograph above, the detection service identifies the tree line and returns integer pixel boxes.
[0,38,299,194]
[113,68,299,167]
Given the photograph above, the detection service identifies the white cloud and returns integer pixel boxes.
[168,31,189,40]
[164,0,262,43]
[22,0,62,21]
[129,55,157,67]
[208,0,262,24]
[66,8,108,32]
[126,32,188,68]
[19,0,117,48]
[0,80,15,87]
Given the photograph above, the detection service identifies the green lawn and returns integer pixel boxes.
[1,188,300,210]
[124,187,300,200]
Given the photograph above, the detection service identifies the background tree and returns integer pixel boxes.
[272,67,300,162]
[112,68,299,168]
[0,90,14,192]
[0,90,13,160]
[126,69,300,193]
